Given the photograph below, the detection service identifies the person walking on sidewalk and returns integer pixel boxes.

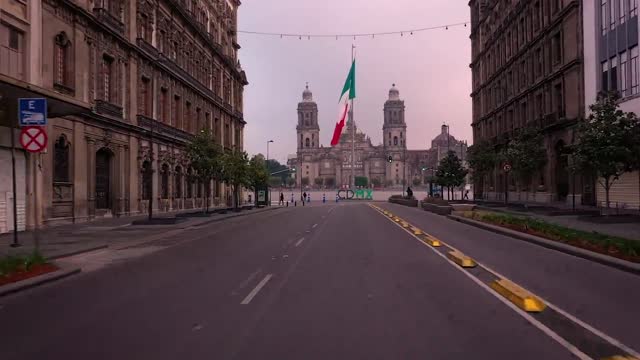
[302,192,307,206]
[279,192,284,206]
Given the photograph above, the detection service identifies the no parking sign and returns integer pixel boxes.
[19,126,48,153]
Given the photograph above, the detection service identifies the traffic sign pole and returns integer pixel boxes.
[9,100,20,247]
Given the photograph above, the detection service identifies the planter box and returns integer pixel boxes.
[451,204,476,212]
[421,202,453,215]
[389,198,418,207]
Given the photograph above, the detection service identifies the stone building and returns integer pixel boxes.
[0,0,247,233]
[469,0,589,204]
[287,84,467,188]
[583,0,640,210]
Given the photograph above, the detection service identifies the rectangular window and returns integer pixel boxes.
[54,43,65,85]
[536,93,543,119]
[506,32,511,59]
[602,0,608,35]
[536,48,543,78]
[632,0,638,17]
[611,57,619,91]
[620,0,627,23]
[554,0,561,13]
[158,30,165,52]
[185,101,192,133]
[534,2,541,31]
[102,55,113,102]
[621,51,628,96]
[611,0,617,29]
[552,33,562,64]
[602,60,610,92]
[205,112,210,130]
[631,46,639,94]
[196,107,202,131]
[214,117,220,141]
[140,77,151,116]
[554,83,563,116]
[174,95,181,129]
[1,25,24,80]
[160,88,168,123]
[521,102,528,125]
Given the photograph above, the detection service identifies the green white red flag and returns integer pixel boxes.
[331,59,356,146]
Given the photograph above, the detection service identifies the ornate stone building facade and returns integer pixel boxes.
[0,0,247,232]
[287,85,467,188]
[469,0,589,204]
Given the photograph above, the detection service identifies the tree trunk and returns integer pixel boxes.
[605,177,611,209]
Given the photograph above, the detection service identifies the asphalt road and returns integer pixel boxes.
[0,202,637,359]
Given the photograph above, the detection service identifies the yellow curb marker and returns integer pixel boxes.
[447,250,476,268]
[601,356,640,360]
[489,278,546,313]
[401,222,410,228]
[394,218,401,222]
[423,236,441,247]
[413,228,423,235]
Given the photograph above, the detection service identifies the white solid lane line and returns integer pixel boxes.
[295,237,305,247]
[240,274,273,305]
[312,223,318,228]
[231,269,262,296]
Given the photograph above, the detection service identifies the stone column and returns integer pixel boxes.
[86,137,96,218]
[117,144,126,215]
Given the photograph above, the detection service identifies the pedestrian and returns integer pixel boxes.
[406,186,413,198]
[302,191,307,203]
[464,189,470,200]
[307,193,311,203]
[291,193,294,203]
[279,192,285,205]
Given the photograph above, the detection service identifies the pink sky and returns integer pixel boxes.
[238,0,471,163]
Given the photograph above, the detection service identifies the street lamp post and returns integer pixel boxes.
[266,140,274,206]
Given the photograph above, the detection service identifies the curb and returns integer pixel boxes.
[447,215,640,275]
[0,267,81,297]
[48,244,109,260]
[190,206,283,227]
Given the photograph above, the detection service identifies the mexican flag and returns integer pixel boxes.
[330,60,356,146]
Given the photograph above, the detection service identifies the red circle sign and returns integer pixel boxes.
[19,126,48,153]
[503,163,512,172]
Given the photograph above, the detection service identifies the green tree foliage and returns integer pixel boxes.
[265,159,291,183]
[371,177,382,188]
[220,150,250,209]
[269,176,282,187]
[572,93,640,207]
[412,178,422,186]
[503,127,547,185]
[314,177,324,187]
[324,177,335,188]
[286,177,296,188]
[301,177,310,186]
[247,155,269,193]
[186,129,221,212]
[355,176,368,187]
[466,141,497,182]
[435,151,469,189]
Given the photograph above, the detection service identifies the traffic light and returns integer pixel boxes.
[387,155,393,163]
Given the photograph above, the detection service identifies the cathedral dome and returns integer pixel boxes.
[388,84,400,101]
[302,83,313,102]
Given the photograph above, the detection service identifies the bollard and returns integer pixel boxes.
[294,201,297,207]
[336,194,339,203]
[323,193,326,203]
[286,201,289,207]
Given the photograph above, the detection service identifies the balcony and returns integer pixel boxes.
[137,114,194,143]
[95,99,123,118]
[93,8,124,35]
[136,38,158,58]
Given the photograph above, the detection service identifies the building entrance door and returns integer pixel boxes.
[95,148,112,210]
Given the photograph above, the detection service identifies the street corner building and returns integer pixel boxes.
[0,0,248,233]
[468,0,591,205]
[583,0,640,210]
[287,84,468,189]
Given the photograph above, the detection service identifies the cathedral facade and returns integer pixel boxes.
[288,85,468,188]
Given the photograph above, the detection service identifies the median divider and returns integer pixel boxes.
[447,250,477,268]
[601,356,640,360]
[489,278,546,313]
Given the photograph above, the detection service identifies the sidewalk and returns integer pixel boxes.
[475,204,640,241]
[0,206,282,259]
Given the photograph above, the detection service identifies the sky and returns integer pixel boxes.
[238,0,472,164]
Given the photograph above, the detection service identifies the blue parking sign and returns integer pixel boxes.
[18,98,47,126]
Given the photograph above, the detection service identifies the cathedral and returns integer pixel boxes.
[288,84,468,188]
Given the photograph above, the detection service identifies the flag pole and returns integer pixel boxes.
[350,44,355,189]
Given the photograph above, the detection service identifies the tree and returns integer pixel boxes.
[286,177,296,188]
[247,155,269,203]
[436,151,468,199]
[314,177,324,187]
[220,150,249,209]
[503,127,547,189]
[572,93,640,208]
[268,176,282,188]
[355,176,368,187]
[467,141,497,196]
[324,177,335,188]
[412,178,422,186]
[371,177,382,188]
[301,177,309,186]
[186,129,222,213]
[265,158,290,183]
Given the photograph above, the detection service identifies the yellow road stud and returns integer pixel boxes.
[600,356,640,360]
[394,217,401,222]
[401,221,410,228]
[489,279,546,313]
[412,228,423,235]
[447,250,476,268]
[383,210,388,215]
[423,236,441,247]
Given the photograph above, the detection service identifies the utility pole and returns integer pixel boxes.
[148,122,154,221]
[350,44,356,189]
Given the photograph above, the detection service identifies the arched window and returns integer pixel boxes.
[305,137,310,147]
[54,135,70,183]
[142,161,152,200]
[174,166,183,198]
[161,164,169,199]
[393,136,398,146]
[54,32,73,90]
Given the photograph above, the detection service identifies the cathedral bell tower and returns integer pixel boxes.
[383,84,406,150]
[297,83,320,151]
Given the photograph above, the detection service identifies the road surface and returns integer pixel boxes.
[1,202,638,360]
